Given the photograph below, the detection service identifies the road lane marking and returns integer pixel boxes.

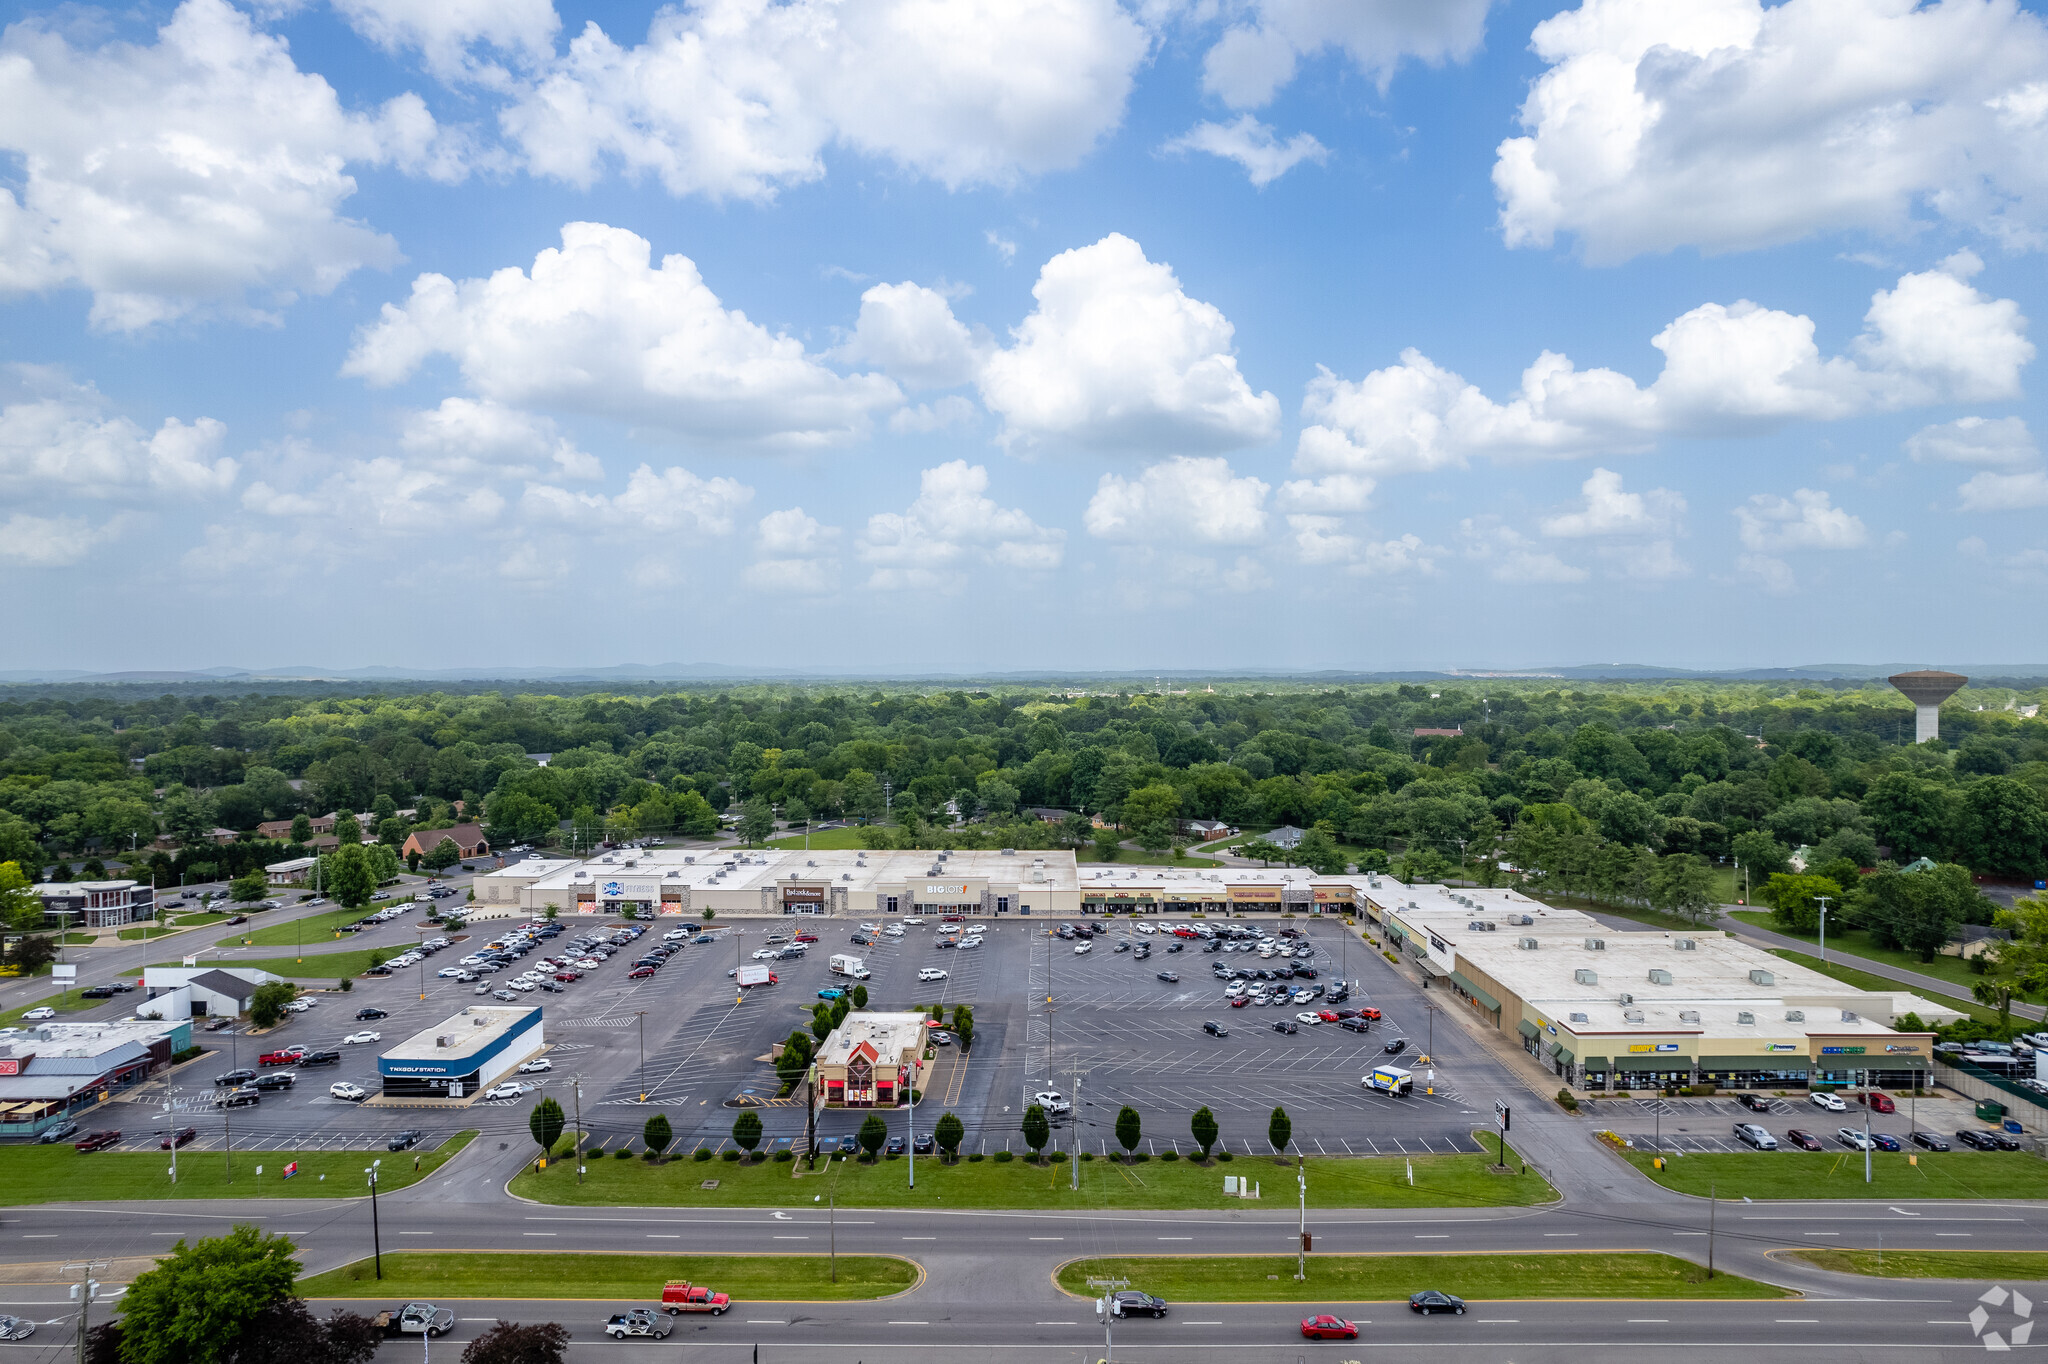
[1936,1233,1971,1237]
[1542,1233,1577,1237]
[1157,1237,1193,1241]
[888,1321,927,1326]
[1627,1319,1668,1323]
[772,1235,808,1240]
[1414,1234,1448,1239]
[1477,1319,1519,1323]
[1028,1237,1063,1241]
[1803,1233,1839,1237]
[1035,1322,1077,1326]
[19,1236,55,1240]
[745,1320,784,1325]
[398,1232,432,1236]
[645,1234,680,1239]
[901,1236,936,1240]
[522,1232,556,1237]
[1776,1319,1820,1323]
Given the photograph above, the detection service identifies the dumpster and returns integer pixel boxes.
[1976,1099,2008,1121]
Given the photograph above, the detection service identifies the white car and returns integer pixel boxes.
[342,1030,381,1045]
[21,1008,54,1021]
[286,999,313,1013]
[751,948,778,961]
[1836,1126,1875,1150]
[484,1082,530,1101]
[664,929,689,941]
[1809,1091,1847,1113]
[1224,983,1248,998]
[519,1058,552,1073]
[1135,924,1156,936]
[437,967,465,978]
[1073,942,1091,954]
[883,925,904,937]
[860,922,883,934]
[1296,1011,1323,1025]
[918,968,949,982]
[509,980,536,992]
[329,1081,367,1101]
[1033,1090,1071,1113]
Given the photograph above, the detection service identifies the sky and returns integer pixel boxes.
[4,0,2047,676]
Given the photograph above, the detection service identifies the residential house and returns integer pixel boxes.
[402,823,491,861]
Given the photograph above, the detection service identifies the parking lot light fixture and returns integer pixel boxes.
[637,1010,647,1102]
[365,1159,383,1280]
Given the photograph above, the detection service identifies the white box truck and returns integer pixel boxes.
[734,964,776,987]
[1365,1065,1413,1096]
[829,953,870,980]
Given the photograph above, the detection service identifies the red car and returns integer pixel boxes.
[258,1049,301,1067]
[1785,1128,1824,1151]
[793,932,819,943]
[160,1126,197,1149]
[1317,1009,1342,1023]
[1359,1007,1382,1021]
[1229,995,1251,1008]
[628,966,657,979]
[74,1130,122,1152]
[660,1281,732,1315]
[940,914,964,923]
[553,971,581,982]
[1300,1315,1358,1340]
[1862,1091,1897,1114]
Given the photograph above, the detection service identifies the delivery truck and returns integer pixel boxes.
[734,964,778,987]
[1364,1065,1413,1096]
[829,953,870,980]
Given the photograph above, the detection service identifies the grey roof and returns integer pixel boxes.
[187,969,258,998]
[0,1074,96,1101]
[22,1039,149,1074]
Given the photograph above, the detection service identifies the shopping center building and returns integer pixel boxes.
[1353,880,1959,1093]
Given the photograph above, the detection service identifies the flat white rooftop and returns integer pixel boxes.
[382,1005,539,1063]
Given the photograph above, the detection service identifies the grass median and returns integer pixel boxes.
[0,1131,475,1203]
[242,907,383,947]
[510,1139,1554,1210]
[1621,1148,2048,1200]
[1053,1252,1788,1302]
[1787,1248,2048,1279]
[228,948,396,981]
[299,1251,917,1301]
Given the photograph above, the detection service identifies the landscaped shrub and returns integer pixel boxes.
[774,1150,793,1161]
[1161,1150,1179,1161]
[585,1143,605,1157]
[1048,1150,1066,1162]
[1216,1149,1234,1161]
[170,1046,204,1064]
[1133,1152,1149,1162]
[1555,1088,1580,1112]
[693,1148,712,1162]
[614,1147,634,1159]
[1080,1150,1094,1161]
[721,1149,742,1161]
[993,1150,1013,1163]
[968,1152,984,1162]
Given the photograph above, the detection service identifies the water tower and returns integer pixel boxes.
[1888,669,1967,744]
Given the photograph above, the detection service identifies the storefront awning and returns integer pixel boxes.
[1517,1020,1539,1039]
[1418,956,1450,977]
[1555,1046,1575,1064]
[1451,972,1500,1011]
[1581,1056,1610,1069]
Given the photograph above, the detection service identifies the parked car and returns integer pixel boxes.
[342,1030,382,1045]
[1384,1038,1409,1055]
[484,1082,530,1101]
[1784,1128,1824,1151]
[387,1129,424,1151]
[253,1072,296,1092]
[519,1058,553,1073]
[160,1126,198,1149]
[1272,1019,1298,1035]
[73,1129,122,1152]
[1871,1133,1902,1151]
[1733,1123,1777,1149]
[1809,1091,1847,1113]
[1202,1020,1229,1037]
[35,1121,80,1145]
[1408,1291,1466,1316]
[1910,1130,1950,1151]
[1738,1093,1772,1113]
[355,1007,389,1021]
[216,1068,258,1087]
[330,1081,368,1102]
[1863,1091,1897,1113]
[216,1087,260,1108]
[1836,1127,1875,1151]
[21,1007,54,1022]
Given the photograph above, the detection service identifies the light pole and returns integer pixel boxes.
[1295,1150,1307,1280]
[907,1048,917,1190]
[636,1011,647,1102]
[1815,894,1833,965]
[161,1105,177,1186]
[364,1159,383,1279]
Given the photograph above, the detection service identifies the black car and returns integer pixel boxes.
[1409,1290,1465,1315]
[109,982,134,993]
[79,985,118,999]
[1202,1020,1228,1037]
[1384,1038,1409,1055]
[1910,1131,1950,1151]
[355,1008,389,1021]
[217,1087,260,1108]
[912,1132,934,1154]
[1738,1093,1772,1113]
[851,934,873,946]
[1272,966,1295,980]
[1338,1017,1372,1034]
[837,1134,860,1154]
[215,1068,257,1087]
[1111,1290,1168,1319]
[253,1072,296,1091]
[1272,1019,1298,1035]
[538,980,566,993]
[1113,941,1132,953]
[885,1136,906,1155]
[1156,971,1179,983]
[1956,1129,2001,1150]
[387,1129,424,1151]
[296,1050,342,1067]
[1293,966,1318,980]
[365,966,392,977]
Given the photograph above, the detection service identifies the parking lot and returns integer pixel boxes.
[69,901,1535,1163]
[1601,1092,2007,1153]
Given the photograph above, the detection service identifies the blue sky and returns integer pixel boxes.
[4,0,2046,674]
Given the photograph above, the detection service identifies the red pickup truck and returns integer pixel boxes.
[660,1282,731,1315]
[258,1048,304,1067]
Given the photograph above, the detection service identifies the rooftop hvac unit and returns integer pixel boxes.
[1648,968,1673,985]
[1584,937,1606,951]
[1749,969,1775,986]
[1573,968,1597,985]
[1674,938,1697,951]
[1785,1009,1805,1022]
[1618,992,1634,1005]
[1736,1011,1755,1025]
[1485,921,1497,931]
[842,873,853,881]
[1519,937,1540,950]
[1678,1010,1701,1024]
[807,860,816,867]
[1840,1010,1859,1022]
[1513,914,1535,926]
[1001,848,1015,855]
[1624,1010,1645,1023]
[685,856,696,864]
[435,1034,454,1048]
[1569,1012,1589,1023]
[473,1016,488,1026]
[1469,921,1488,932]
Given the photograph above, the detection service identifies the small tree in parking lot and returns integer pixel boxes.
[529,1098,565,1158]
[857,1112,887,1162]
[1021,1104,1050,1164]
[950,1004,974,1050]
[850,983,868,1009]
[730,1110,761,1157]
[248,981,296,1028]
[829,997,849,1028]
[934,1111,963,1162]
[1190,1106,1219,1159]
[1267,1106,1292,1156]
[642,1112,672,1157]
[809,1005,832,1043]
[230,869,268,904]
[1115,1105,1141,1161]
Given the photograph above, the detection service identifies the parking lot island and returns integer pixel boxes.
[297,1250,920,1302]
[1051,1252,1789,1303]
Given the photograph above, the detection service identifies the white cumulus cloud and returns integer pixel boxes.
[502,0,1147,201]
[0,0,461,330]
[522,463,754,536]
[1493,0,2048,261]
[1539,468,1684,538]
[0,513,129,568]
[1957,469,2048,511]
[1293,256,2032,480]
[1161,115,1327,187]
[836,281,986,390]
[0,382,233,496]
[399,398,602,480]
[1202,0,1495,109]
[1906,415,2036,468]
[744,506,841,594]
[979,234,1280,454]
[857,460,1063,590]
[1083,456,1270,545]
[1461,518,1590,584]
[344,222,901,446]
[1733,488,1868,552]
[333,0,560,84]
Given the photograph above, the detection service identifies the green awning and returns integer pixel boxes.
[1555,1046,1575,1064]
[1517,1020,1539,1039]
[1383,921,1407,941]
[1451,972,1500,1011]
[1582,1056,1610,1069]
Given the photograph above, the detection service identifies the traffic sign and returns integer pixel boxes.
[1494,1100,1511,1132]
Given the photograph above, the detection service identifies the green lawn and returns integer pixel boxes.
[0,990,105,1027]
[1622,1148,2048,1200]
[228,947,400,981]
[1077,849,1221,867]
[510,1142,1555,1210]
[171,912,227,928]
[117,922,198,942]
[1054,1252,1786,1302]
[1766,949,2001,1026]
[0,1131,475,1202]
[766,827,872,851]
[298,1251,916,1302]
[242,907,382,946]
[1788,1248,2048,1279]
[1729,913,1987,994]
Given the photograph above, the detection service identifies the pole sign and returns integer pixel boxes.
[1494,1100,1511,1132]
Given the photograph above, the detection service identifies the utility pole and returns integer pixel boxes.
[636,1010,648,1102]
[1295,1151,1308,1280]
[1815,894,1833,965]
[65,1261,107,1364]
[573,1077,585,1185]
[364,1158,383,1278]
[907,1045,916,1190]
[1071,1062,1082,1192]
[1088,1275,1129,1363]
[1707,1181,1716,1278]
[1864,1110,1873,1184]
